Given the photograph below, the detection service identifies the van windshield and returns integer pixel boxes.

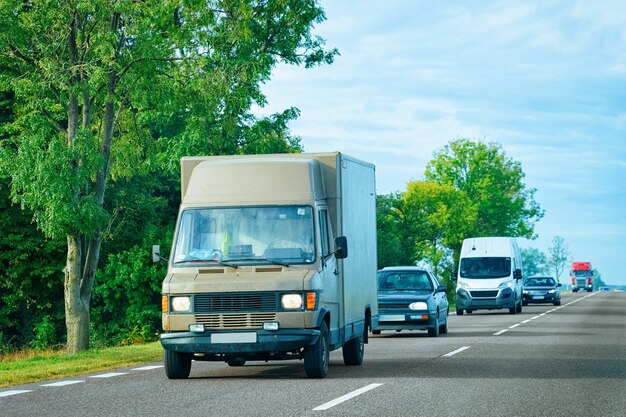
[460,257,511,278]
[172,206,315,266]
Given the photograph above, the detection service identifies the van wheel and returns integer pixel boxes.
[343,327,365,366]
[164,350,192,379]
[516,299,522,313]
[304,321,329,378]
[456,308,464,316]
[428,314,440,337]
[372,329,381,335]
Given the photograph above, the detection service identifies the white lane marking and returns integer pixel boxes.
[132,365,164,371]
[539,313,547,317]
[313,383,383,411]
[0,390,32,397]
[530,316,540,320]
[89,372,127,379]
[509,323,521,329]
[493,329,509,336]
[41,380,84,387]
[443,346,470,357]
[521,319,531,324]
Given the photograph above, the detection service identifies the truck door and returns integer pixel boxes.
[318,208,341,344]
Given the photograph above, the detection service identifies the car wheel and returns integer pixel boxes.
[342,326,365,366]
[554,300,561,306]
[372,329,381,335]
[227,359,246,367]
[428,314,440,337]
[467,309,473,314]
[304,321,329,378]
[439,310,449,335]
[456,308,464,316]
[164,350,192,380]
[522,300,528,306]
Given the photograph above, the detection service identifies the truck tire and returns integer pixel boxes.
[342,327,365,366]
[304,321,329,378]
[164,350,192,379]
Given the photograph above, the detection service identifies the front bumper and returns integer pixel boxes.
[160,328,319,358]
[373,311,436,331]
[456,288,515,310]
[523,292,558,304]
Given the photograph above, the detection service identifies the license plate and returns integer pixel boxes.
[211,332,257,344]
[379,314,405,322]
[533,296,544,300]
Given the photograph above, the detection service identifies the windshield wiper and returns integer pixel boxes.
[173,259,238,268]
[224,257,290,267]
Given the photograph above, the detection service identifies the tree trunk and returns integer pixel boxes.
[64,234,90,353]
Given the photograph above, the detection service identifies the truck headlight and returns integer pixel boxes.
[499,282,513,289]
[171,296,191,312]
[409,302,428,310]
[281,294,303,310]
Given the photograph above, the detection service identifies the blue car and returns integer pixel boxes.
[372,267,449,337]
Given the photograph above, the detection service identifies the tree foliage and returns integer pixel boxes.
[547,235,570,281]
[424,138,544,241]
[0,0,337,352]
[521,247,548,277]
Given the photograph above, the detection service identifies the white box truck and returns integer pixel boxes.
[453,237,524,315]
[156,152,378,378]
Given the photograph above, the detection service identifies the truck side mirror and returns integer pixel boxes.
[152,245,162,263]
[334,236,348,259]
[514,269,522,280]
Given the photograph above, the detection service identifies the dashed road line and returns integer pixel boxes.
[442,346,471,357]
[0,390,32,397]
[41,381,84,387]
[89,372,128,379]
[493,329,509,336]
[313,383,383,411]
[132,365,164,371]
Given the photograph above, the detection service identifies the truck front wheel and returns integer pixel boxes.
[304,321,329,378]
[164,349,192,379]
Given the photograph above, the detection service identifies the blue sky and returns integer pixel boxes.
[255,1,626,285]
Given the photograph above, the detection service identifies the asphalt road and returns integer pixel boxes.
[2,291,625,417]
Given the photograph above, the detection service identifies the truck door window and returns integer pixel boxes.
[319,209,330,256]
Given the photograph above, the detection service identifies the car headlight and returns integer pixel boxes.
[171,296,191,312]
[523,290,528,294]
[499,281,513,289]
[548,289,556,294]
[281,294,303,310]
[409,302,428,310]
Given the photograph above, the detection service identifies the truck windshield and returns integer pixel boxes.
[573,270,591,277]
[460,257,511,278]
[172,206,315,266]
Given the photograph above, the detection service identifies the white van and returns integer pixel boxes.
[453,237,523,315]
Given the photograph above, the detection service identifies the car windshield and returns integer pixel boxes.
[172,206,315,266]
[460,257,511,278]
[525,277,555,286]
[378,271,433,291]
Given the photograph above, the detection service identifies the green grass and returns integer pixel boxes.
[0,342,163,388]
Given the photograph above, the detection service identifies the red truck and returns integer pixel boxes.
[571,262,593,292]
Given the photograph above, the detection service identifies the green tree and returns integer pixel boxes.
[401,180,475,278]
[376,192,412,268]
[591,268,605,290]
[424,138,544,269]
[521,247,548,277]
[0,0,337,353]
[547,236,570,282]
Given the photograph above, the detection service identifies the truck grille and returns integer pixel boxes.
[195,313,277,329]
[470,290,498,298]
[193,292,277,313]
